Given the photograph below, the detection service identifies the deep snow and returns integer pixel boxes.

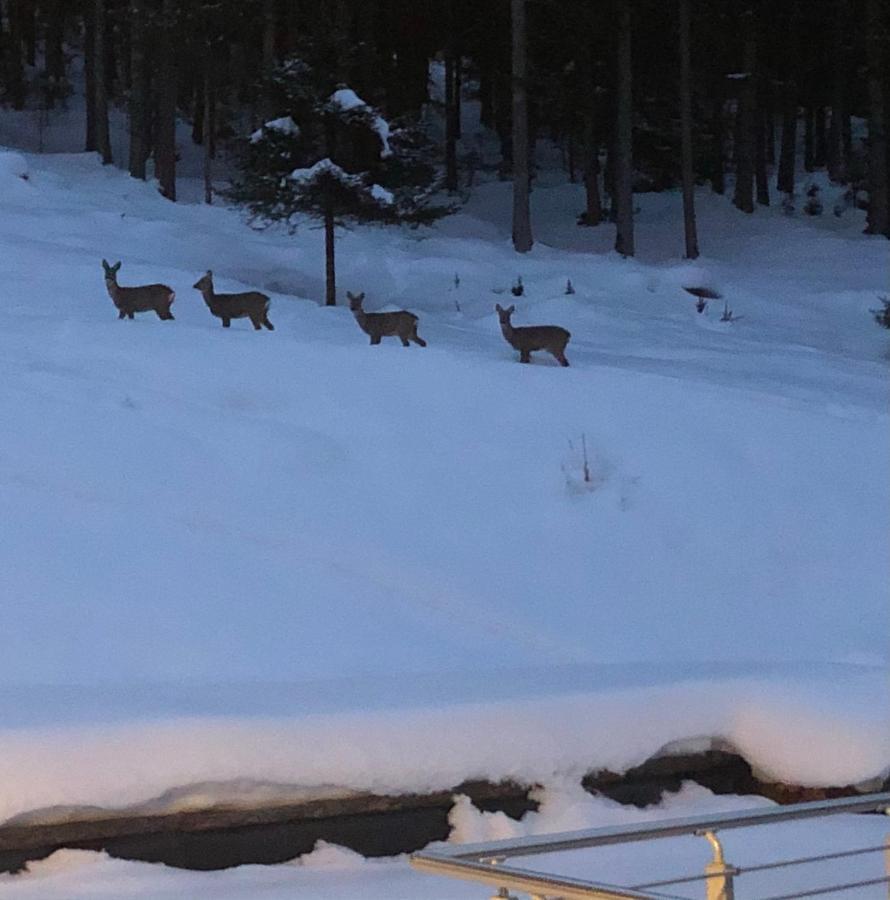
[0,105,887,839]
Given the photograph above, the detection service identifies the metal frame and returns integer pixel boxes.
[410,791,890,899]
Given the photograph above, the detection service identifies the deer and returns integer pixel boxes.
[347,291,427,347]
[192,271,274,330]
[495,303,571,367]
[102,259,175,321]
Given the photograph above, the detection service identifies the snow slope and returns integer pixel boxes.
[0,141,888,825]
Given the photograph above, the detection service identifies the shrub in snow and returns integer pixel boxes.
[0,151,29,181]
[561,434,609,495]
[871,297,890,329]
[803,182,823,216]
[683,285,721,314]
[230,43,447,306]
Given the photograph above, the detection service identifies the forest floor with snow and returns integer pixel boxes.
[0,91,888,896]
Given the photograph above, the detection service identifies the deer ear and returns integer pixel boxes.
[507,305,515,314]
[206,270,212,277]
[113,262,122,273]
[495,303,503,313]
[358,292,365,301]
[102,259,110,270]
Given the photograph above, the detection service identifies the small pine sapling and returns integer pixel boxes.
[229,42,449,306]
[720,299,743,322]
[870,296,890,329]
[565,278,575,295]
[511,275,524,297]
[803,182,823,216]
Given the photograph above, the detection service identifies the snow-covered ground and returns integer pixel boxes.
[0,76,888,896]
[3,785,890,897]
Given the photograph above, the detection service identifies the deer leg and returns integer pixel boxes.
[400,335,411,346]
[263,315,275,331]
[412,327,427,347]
[370,335,381,345]
[118,310,125,319]
[519,350,531,363]
[554,350,570,367]
[251,316,262,330]
[222,317,231,328]
[127,311,135,320]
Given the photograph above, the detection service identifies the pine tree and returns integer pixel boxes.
[231,47,447,306]
[94,0,112,165]
[678,0,699,258]
[864,0,889,237]
[613,0,634,256]
[511,0,533,252]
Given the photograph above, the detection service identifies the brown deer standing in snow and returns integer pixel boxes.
[347,291,427,347]
[102,260,175,321]
[192,271,274,330]
[495,303,571,366]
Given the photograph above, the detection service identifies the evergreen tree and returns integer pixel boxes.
[231,47,447,306]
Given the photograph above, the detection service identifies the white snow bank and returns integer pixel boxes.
[0,146,887,824]
[0,667,887,825]
[2,786,890,898]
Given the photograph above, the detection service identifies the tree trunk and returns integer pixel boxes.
[21,0,35,66]
[479,56,494,128]
[5,0,26,110]
[711,94,725,193]
[827,3,848,185]
[94,0,112,164]
[803,105,815,171]
[732,8,755,214]
[191,74,204,145]
[444,42,458,192]
[454,52,462,139]
[510,0,533,252]
[614,0,634,255]
[44,0,66,109]
[324,200,336,306]
[203,53,212,205]
[128,0,147,179]
[155,0,177,201]
[262,0,276,73]
[814,106,827,167]
[864,0,889,236]
[84,3,98,149]
[755,107,770,205]
[582,116,603,225]
[679,0,699,258]
[777,93,796,194]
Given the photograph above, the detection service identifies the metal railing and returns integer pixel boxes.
[410,790,890,899]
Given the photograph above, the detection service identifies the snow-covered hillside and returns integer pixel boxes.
[0,137,888,835]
